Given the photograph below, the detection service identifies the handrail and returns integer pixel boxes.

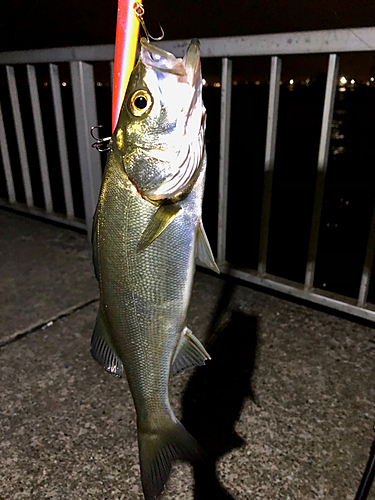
[1,27,375,65]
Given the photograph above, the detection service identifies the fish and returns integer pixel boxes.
[91,37,219,500]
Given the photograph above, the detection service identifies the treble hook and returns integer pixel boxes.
[134,3,164,42]
[90,126,111,153]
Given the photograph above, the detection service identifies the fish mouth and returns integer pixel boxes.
[140,38,202,85]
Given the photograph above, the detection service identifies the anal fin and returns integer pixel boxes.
[196,222,220,274]
[138,204,181,252]
[91,308,124,378]
[171,327,211,376]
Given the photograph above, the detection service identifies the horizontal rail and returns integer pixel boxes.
[159,28,375,58]
[0,199,86,230]
[0,45,115,65]
[219,263,375,323]
[1,27,375,65]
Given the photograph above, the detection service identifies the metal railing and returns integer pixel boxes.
[1,27,375,321]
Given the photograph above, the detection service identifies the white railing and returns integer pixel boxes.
[1,27,375,321]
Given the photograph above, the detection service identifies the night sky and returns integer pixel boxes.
[1,0,375,52]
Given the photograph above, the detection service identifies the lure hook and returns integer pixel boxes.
[134,3,164,42]
[91,125,111,153]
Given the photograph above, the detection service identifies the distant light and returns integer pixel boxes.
[350,79,355,84]
[96,82,103,87]
[61,82,67,87]
[44,82,48,86]
[233,80,238,86]
[289,79,294,85]
[254,80,260,85]
[366,81,370,86]
[213,82,221,88]
[340,76,347,85]
[202,78,207,86]
[245,80,249,85]
[338,87,346,92]
[371,77,375,82]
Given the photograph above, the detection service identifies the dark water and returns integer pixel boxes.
[1,65,375,303]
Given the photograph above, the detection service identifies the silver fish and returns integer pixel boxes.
[91,37,219,500]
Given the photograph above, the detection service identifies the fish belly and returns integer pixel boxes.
[96,153,203,425]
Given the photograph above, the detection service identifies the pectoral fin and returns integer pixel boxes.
[196,222,220,274]
[138,204,181,252]
[171,327,211,376]
[91,308,124,377]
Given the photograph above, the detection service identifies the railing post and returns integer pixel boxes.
[304,54,340,290]
[0,102,15,203]
[257,56,282,276]
[50,63,75,218]
[217,57,232,266]
[70,61,102,237]
[358,202,375,307]
[6,65,34,207]
[27,64,53,213]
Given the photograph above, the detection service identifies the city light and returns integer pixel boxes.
[340,76,347,85]
[254,80,260,85]
[96,82,103,86]
[213,82,221,88]
[61,82,67,87]
[350,79,355,84]
[202,78,207,86]
[289,79,294,85]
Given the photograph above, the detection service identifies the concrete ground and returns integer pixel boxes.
[1,208,375,500]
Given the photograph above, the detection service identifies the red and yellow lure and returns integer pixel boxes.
[112,1,164,132]
[112,1,142,132]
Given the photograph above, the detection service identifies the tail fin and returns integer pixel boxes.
[138,418,200,500]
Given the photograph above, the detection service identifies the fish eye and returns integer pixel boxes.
[128,90,153,117]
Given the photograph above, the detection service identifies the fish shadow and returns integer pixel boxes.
[182,280,258,500]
